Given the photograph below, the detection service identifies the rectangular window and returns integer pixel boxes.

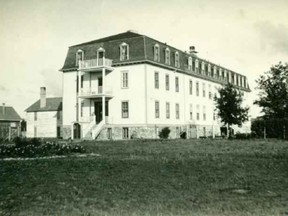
[121,71,129,88]
[203,106,206,121]
[166,102,170,119]
[122,101,129,118]
[154,72,159,89]
[155,101,160,118]
[80,75,84,89]
[189,80,193,95]
[34,112,37,121]
[107,128,112,139]
[208,84,212,100]
[196,105,200,120]
[122,127,129,139]
[80,102,84,117]
[175,77,179,92]
[196,82,199,96]
[202,83,206,97]
[190,104,193,120]
[76,75,79,93]
[165,74,169,90]
[175,103,180,119]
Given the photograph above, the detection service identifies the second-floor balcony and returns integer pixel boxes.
[79,58,113,72]
[78,86,113,99]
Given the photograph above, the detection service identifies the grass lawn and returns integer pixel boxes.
[0,139,288,216]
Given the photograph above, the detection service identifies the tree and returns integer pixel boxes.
[254,62,288,119]
[214,83,249,138]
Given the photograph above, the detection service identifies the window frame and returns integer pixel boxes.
[120,42,129,61]
[76,49,84,66]
[155,101,160,118]
[166,102,170,119]
[122,127,129,139]
[175,76,179,92]
[165,74,169,91]
[154,44,160,62]
[121,101,129,118]
[121,71,129,88]
[165,48,170,65]
[175,103,180,119]
[154,71,159,89]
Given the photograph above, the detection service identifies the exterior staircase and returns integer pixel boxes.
[83,120,105,140]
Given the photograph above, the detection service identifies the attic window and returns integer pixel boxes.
[97,47,105,59]
[76,50,84,66]
[195,59,199,73]
[165,48,170,65]
[154,44,160,62]
[175,52,180,68]
[120,43,129,61]
[188,57,192,71]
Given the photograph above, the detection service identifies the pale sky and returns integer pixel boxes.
[1,0,288,118]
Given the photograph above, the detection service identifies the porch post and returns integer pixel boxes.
[77,71,82,122]
[71,124,74,140]
[102,68,106,123]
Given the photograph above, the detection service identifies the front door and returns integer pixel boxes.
[94,101,109,124]
[73,123,81,139]
[94,102,102,124]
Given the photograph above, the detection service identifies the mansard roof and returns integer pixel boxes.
[60,31,250,91]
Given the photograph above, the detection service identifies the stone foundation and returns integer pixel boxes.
[62,125,72,140]
[96,124,221,140]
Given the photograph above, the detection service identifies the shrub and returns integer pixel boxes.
[180,131,187,139]
[235,133,251,140]
[0,141,86,158]
[159,127,170,139]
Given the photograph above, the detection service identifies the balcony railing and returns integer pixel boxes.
[79,58,113,70]
[79,87,113,98]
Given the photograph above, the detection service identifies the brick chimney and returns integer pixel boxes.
[189,46,198,55]
[40,87,46,108]
[2,103,5,115]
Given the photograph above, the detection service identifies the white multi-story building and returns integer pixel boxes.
[60,31,250,140]
[26,87,63,138]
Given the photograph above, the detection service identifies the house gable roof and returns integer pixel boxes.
[0,106,22,121]
[25,97,62,112]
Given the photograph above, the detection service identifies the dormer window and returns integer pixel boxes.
[188,57,192,71]
[195,59,199,73]
[154,44,160,62]
[97,47,105,59]
[219,68,222,80]
[120,42,129,61]
[213,66,217,78]
[76,50,84,66]
[175,52,180,68]
[165,48,170,65]
[201,61,205,74]
[208,64,211,76]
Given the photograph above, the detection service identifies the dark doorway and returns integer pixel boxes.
[73,123,81,139]
[94,101,109,124]
[98,51,105,59]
